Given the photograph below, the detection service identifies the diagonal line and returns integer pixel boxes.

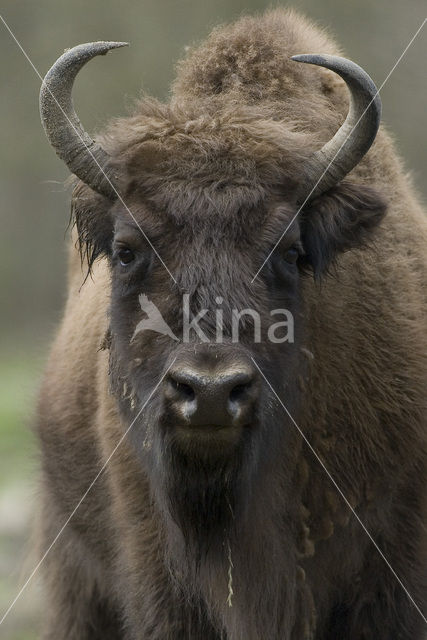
[0,13,177,284]
[251,17,427,283]
[251,357,427,625]
[0,359,175,627]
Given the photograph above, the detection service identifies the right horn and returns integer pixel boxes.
[291,54,381,202]
[40,41,128,200]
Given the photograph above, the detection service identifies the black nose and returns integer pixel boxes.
[164,363,259,428]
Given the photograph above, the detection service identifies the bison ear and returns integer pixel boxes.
[299,181,387,278]
[72,181,114,272]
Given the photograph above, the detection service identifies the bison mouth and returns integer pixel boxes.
[169,420,252,458]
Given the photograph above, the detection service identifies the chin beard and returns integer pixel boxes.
[150,426,258,567]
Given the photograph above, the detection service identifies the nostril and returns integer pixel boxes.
[176,381,195,401]
[167,376,196,402]
[229,381,252,403]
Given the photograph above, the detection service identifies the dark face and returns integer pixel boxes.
[104,186,306,538]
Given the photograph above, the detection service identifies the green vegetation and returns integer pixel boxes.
[0,352,41,485]
[0,349,43,639]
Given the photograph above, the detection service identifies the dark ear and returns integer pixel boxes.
[71,181,114,272]
[299,181,387,278]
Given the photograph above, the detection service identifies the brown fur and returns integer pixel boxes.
[35,9,427,639]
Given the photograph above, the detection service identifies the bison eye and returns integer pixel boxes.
[283,246,299,264]
[118,247,135,266]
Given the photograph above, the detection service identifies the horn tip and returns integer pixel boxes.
[106,41,129,48]
[84,41,129,56]
[95,41,129,53]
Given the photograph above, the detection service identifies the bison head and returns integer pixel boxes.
[40,43,386,558]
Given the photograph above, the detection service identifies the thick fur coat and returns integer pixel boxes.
[36,9,427,639]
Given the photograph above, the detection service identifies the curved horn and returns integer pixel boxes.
[291,54,381,201]
[40,42,128,199]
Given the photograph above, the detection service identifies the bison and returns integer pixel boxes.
[36,8,426,639]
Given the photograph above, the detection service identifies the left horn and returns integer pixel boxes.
[40,41,128,199]
[291,54,381,202]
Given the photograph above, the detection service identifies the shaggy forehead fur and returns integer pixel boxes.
[117,105,318,220]
[98,9,348,221]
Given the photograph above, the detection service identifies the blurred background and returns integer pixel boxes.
[0,0,425,637]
